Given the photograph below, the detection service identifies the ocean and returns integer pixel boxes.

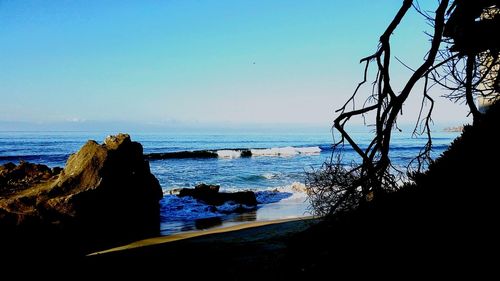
[0,129,460,235]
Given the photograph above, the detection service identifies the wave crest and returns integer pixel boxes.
[250,146,321,157]
[216,150,242,159]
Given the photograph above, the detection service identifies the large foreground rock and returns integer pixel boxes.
[0,134,163,241]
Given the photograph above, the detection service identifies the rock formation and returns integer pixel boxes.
[179,183,257,206]
[0,134,163,241]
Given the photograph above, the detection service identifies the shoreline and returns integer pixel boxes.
[88,215,317,256]
[159,183,311,235]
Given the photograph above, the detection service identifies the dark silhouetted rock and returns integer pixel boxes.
[240,150,252,157]
[179,183,257,206]
[179,183,220,197]
[0,134,163,241]
[147,150,218,159]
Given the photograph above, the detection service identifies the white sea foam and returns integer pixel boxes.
[217,202,255,213]
[216,150,241,159]
[224,182,309,204]
[250,146,321,157]
[251,146,298,157]
[255,190,293,204]
[295,146,321,154]
[208,146,322,159]
[274,182,309,201]
[160,195,219,220]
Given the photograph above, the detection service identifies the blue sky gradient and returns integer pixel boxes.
[0,0,470,130]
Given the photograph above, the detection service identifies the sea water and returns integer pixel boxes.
[0,129,460,235]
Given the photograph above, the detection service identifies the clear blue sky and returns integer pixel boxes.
[0,0,469,130]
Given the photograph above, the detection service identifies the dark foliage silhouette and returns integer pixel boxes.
[307,0,500,216]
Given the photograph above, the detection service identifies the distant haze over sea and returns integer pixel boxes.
[0,119,468,134]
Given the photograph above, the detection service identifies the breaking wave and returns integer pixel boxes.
[147,146,323,160]
[160,182,308,221]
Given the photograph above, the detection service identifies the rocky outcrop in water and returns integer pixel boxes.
[179,183,257,206]
[147,150,218,159]
[0,134,163,239]
[146,149,253,160]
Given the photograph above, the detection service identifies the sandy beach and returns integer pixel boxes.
[89,216,317,256]
[84,216,319,279]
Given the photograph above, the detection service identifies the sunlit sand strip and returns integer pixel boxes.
[88,216,316,256]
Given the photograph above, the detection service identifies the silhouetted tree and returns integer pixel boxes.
[307,0,500,216]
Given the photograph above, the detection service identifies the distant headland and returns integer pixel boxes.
[443,125,464,132]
